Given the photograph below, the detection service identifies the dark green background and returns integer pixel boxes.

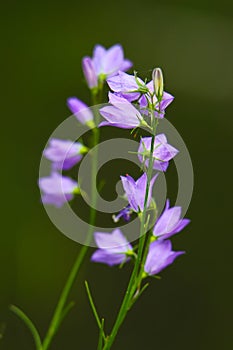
[1,0,232,349]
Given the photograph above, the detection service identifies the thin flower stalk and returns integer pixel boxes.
[103,112,158,350]
[42,91,102,350]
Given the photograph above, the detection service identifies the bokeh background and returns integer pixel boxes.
[1,0,233,349]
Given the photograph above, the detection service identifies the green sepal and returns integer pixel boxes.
[80,145,89,154]
[73,187,81,195]
[86,120,96,129]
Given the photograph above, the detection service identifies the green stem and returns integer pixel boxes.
[97,319,105,350]
[135,229,154,290]
[42,245,89,350]
[103,115,158,350]
[42,92,101,350]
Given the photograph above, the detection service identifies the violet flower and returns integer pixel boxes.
[92,44,132,78]
[112,205,132,223]
[67,97,94,126]
[99,93,145,129]
[139,80,174,118]
[107,72,174,118]
[91,229,133,266]
[107,71,143,102]
[39,172,79,208]
[153,200,190,240]
[121,172,158,212]
[144,240,184,276]
[44,139,87,171]
[138,134,179,171]
[82,44,132,89]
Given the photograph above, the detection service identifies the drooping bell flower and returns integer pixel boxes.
[144,240,185,276]
[121,172,157,212]
[92,44,132,78]
[44,138,87,171]
[82,44,132,89]
[138,134,179,171]
[91,229,133,266]
[39,172,79,208]
[153,200,190,240]
[99,93,146,129]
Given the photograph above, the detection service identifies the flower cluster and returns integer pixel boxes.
[92,228,184,277]
[39,44,132,207]
[39,43,190,282]
[92,198,189,276]
[39,137,86,207]
[35,43,192,350]
[100,70,175,128]
[90,65,189,277]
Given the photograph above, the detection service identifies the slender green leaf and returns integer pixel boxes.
[10,305,42,350]
[129,283,149,310]
[85,281,106,341]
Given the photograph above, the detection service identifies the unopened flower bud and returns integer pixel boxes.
[67,97,94,125]
[152,68,164,100]
[82,57,98,89]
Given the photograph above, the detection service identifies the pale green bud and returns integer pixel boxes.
[152,68,164,100]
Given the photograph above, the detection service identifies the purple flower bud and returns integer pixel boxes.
[67,97,94,125]
[82,56,98,89]
[39,172,79,208]
[91,229,133,266]
[153,199,190,240]
[144,240,185,276]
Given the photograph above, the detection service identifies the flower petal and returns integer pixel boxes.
[153,206,182,237]
[91,249,127,266]
[92,44,106,74]
[107,72,141,101]
[100,93,142,129]
[144,240,185,275]
[120,59,133,72]
[102,44,124,75]
[121,175,138,211]
[94,229,132,252]
[44,139,83,170]
[153,200,190,239]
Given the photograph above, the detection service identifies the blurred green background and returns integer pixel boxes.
[1,0,233,349]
